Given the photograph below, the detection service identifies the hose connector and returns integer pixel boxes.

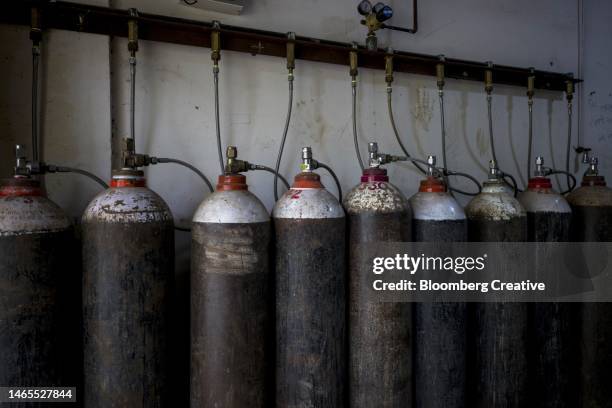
[367,142,406,168]
[211,21,221,72]
[587,157,599,176]
[527,67,535,104]
[385,48,394,86]
[488,159,503,180]
[436,55,445,92]
[301,147,315,171]
[30,6,42,46]
[286,32,296,78]
[484,61,493,95]
[565,73,574,103]
[127,8,139,54]
[534,156,546,177]
[224,145,251,174]
[427,155,437,177]
[350,43,359,85]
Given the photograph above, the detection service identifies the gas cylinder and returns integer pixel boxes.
[273,147,346,407]
[410,156,468,408]
[465,159,529,408]
[343,142,411,407]
[0,177,73,393]
[191,147,271,407]
[566,157,612,407]
[82,168,174,407]
[519,156,577,408]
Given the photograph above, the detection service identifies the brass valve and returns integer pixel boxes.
[286,32,296,73]
[566,74,575,102]
[30,7,42,45]
[211,21,221,67]
[385,48,394,85]
[128,8,139,53]
[484,61,493,94]
[436,55,445,90]
[527,68,535,101]
[349,43,359,80]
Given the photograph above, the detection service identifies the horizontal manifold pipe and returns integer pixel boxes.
[2,1,579,91]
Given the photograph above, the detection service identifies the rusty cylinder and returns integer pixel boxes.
[566,171,612,407]
[343,166,412,407]
[410,175,468,408]
[466,173,529,408]
[190,173,271,407]
[519,172,578,407]
[0,177,77,399]
[273,170,346,407]
[82,169,174,407]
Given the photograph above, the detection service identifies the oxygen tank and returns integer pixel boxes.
[0,176,73,393]
[343,142,411,407]
[190,147,271,407]
[82,168,174,407]
[519,156,577,408]
[273,147,346,407]
[410,156,468,408]
[566,157,612,407]
[465,160,529,408]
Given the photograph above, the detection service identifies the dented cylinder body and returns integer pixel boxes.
[273,171,346,408]
[0,178,77,399]
[410,176,468,408]
[82,170,174,407]
[343,167,412,407]
[466,179,529,408]
[519,176,577,408]
[190,174,271,407]
[566,175,612,407]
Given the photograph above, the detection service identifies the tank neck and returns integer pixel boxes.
[361,167,389,183]
[481,179,508,194]
[527,176,552,190]
[419,176,447,193]
[292,172,323,189]
[111,169,146,188]
[217,174,248,191]
[0,177,45,197]
[581,175,607,187]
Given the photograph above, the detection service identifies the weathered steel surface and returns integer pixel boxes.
[82,186,174,407]
[567,183,612,408]
[344,179,412,408]
[274,217,346,408]
[467,186,529,408]
[411,189,468,408]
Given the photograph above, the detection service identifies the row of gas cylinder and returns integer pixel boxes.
[1,141,611,408]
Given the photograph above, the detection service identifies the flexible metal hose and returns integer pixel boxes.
[548,169,576,195]
[252,164,290,190]
[318,162,342,202]
[214,70,224,174]
[387,90,426,174]
[129,53,136,151]
[503,172,519,197]
[565,103,573,191]
[52,166,109,189]
[487,94,497,164]
[274,78,293,200]
[445,170,482,195]
[439,92,448,174]
[32,46,40,162]
[352,84,365,170]
[527,102,533,180]
[156,158,214,193]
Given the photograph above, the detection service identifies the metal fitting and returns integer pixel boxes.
[436,55,445,91]
[301,147,316,171]
[488,159,502,180]
[128,8,139,54]
[566,73,574,102]
[367,142,405,168]
[286,32,296,74]
[211,21,221,68]
[484,61,493,94]
[224,145,251,174]
[349,43,359,80]
[535,156,546,176]
[427,155,437,176]
[527,67,535,101]
[30,7,42,45]
[385,48,394,85]
[588,157,599,175]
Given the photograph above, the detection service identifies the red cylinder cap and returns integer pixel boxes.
[361,168,389,183]
[581,175,607,187]
[111,169,146,188]
[528,176,552,190]
[293,172,323,189]
[0,177,45,197]
[217,174,248,191]
[419,176,447,193]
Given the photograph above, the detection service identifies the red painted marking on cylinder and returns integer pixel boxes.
[581,175,607,187]
[419,177,447,193]
[0,185,44,197]
[290,190,302,199]
[361,167,389,182]
[293,172,323,189]
[528,177,552,190]
[111,178,146,188]
[217,174,248,191]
